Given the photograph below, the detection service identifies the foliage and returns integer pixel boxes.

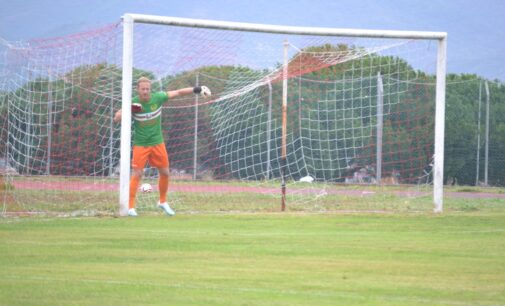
[2,45,505,185]
[445,74,505,185]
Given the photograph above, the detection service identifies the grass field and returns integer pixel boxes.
[1,210,505,305]
[4,175,505,216]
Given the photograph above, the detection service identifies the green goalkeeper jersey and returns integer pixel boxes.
[132,91,169,146]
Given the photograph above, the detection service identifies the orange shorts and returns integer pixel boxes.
[132,143,169,170]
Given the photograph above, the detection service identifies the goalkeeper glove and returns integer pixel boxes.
[132,103,143,113]
[193,86,212,97]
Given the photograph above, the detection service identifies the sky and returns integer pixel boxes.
[1,0,504,81]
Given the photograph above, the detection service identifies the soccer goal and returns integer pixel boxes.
[0,15,447,216]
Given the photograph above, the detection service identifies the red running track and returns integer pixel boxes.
[11,181,505,199]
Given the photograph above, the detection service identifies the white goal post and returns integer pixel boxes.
[119,13,447,216]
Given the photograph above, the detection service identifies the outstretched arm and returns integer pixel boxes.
[167,86,211,99]
[114,86,210,123]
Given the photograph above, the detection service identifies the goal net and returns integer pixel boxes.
[0,16,446,216]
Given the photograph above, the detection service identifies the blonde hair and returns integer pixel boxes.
[137,77,151,86]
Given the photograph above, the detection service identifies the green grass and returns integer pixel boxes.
[1,212,505,305]
[4,174,505,215]
[5,176,505,215]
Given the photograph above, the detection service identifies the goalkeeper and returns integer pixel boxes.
[114,77,211,216]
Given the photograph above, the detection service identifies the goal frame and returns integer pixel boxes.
[119,13,447,215]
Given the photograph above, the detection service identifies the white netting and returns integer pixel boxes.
[0,20,440,216]
[0,24,123,215]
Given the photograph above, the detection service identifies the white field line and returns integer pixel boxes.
[2,274,484,306]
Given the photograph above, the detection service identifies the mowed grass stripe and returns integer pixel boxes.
[1,214,504,305]
[0,274,485,306]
